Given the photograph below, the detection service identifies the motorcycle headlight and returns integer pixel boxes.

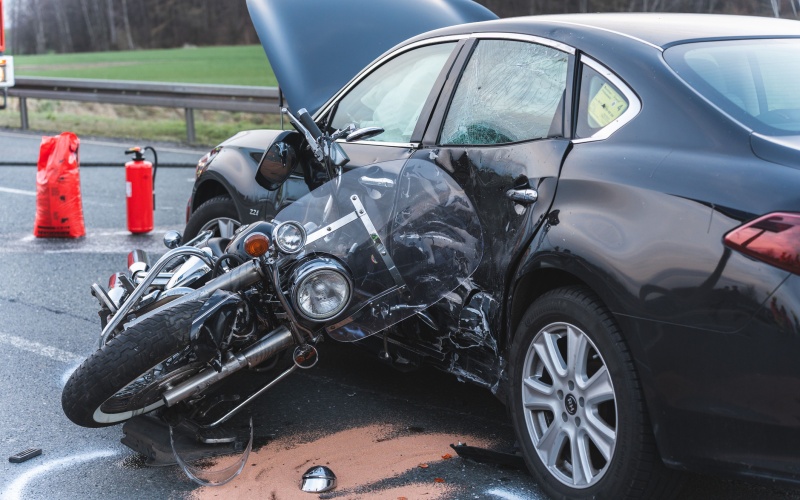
[274,221,306,254]
[290,259,352,322]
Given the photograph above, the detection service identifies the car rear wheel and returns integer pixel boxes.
[184,195,241,240]
[509,286,683,500]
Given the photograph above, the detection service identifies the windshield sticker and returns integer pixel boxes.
[588,83,628,127]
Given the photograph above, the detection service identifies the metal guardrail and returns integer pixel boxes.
[7,77,281,143]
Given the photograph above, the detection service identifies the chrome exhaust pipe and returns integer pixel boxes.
[128,249,150,277]
[106,272,132,310]
[162,325,295,407]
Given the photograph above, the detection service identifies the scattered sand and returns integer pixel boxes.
[191,424,489,499]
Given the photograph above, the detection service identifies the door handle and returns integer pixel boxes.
[505,188,538,205]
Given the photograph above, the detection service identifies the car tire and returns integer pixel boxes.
[509,285,683,500]
[184,195,241,240]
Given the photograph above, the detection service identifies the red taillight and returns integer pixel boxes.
[724,212,800,275]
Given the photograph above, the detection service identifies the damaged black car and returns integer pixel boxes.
[74,0,800,498]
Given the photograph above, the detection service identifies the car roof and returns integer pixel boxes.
[410,13,800,50]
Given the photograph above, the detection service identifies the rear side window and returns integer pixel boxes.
[665,39,800,135]
[575,64,630,139]
[440,39,569,146]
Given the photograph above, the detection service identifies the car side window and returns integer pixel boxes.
[574,65,630,139]
[330,42,456,144]
[440,39,569,146]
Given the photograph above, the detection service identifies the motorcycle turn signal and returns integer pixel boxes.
[243,232,270,257]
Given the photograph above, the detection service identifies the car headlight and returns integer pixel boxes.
[274,221,306,254]
[290,259,352,322]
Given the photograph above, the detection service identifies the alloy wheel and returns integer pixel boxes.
[521,321,617,488]
[199,217,240,238]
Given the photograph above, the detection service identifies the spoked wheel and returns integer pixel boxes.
[184,195,241,240]
[62,301,203,428]
[509,286,683,500]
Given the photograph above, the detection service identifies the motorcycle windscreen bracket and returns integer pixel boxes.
[306,193,407,288]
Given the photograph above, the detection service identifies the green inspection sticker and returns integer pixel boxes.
[588,83,628,127]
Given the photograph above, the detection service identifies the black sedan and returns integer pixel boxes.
[184,3,800,498]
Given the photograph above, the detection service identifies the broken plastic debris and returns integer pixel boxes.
[8,448,42,463]
[169,418,253,486]
[450,443,525,469]
[441,453,453,460]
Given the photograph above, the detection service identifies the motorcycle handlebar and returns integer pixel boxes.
[297,108,323,141]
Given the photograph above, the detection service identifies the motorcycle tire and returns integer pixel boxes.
[183,195,241,241]
[509,286,684,500]
[62,300,203,428]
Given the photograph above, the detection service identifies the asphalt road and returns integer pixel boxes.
[0,129,798,499]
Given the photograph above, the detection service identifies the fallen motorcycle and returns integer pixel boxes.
[61,107,484,483]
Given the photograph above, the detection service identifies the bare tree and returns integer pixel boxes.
[121,0,135,50]
[106,0,117,47]
[79,0,101,50]
[51,0,75,53]
[7,0,794,55]
[31,0,47,54]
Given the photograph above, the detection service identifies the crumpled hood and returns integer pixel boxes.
[246,0,497,116]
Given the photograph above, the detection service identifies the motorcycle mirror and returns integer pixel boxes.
[163,230,182,249]
[301,465,337,493]
[256,131,301,191]
[346,127,385,142]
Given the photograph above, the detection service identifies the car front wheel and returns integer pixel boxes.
[183,195,241,240]
[509,286,682,500]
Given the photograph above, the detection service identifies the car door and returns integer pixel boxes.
[415,36,575,338]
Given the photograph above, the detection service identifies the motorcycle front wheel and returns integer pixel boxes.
[62,301,203,428]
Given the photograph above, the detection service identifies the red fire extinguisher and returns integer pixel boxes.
[125,146,158,234]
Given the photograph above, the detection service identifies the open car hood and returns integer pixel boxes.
[246,0,497,116]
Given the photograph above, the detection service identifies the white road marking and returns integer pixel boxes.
[0,332,83,364]
[2,450,118,500]
[3,229,175,254]
[0,186,36,197]
[486,488,535,500]
[0,186,114,208]
[0,130,206,155]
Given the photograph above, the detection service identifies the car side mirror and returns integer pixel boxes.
[256,133,300,191]
[346,127,385,142]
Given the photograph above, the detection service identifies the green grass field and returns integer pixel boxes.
[14,45,277,86]
[0,45,280,145]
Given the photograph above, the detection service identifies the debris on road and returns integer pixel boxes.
[8,447,42,463]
